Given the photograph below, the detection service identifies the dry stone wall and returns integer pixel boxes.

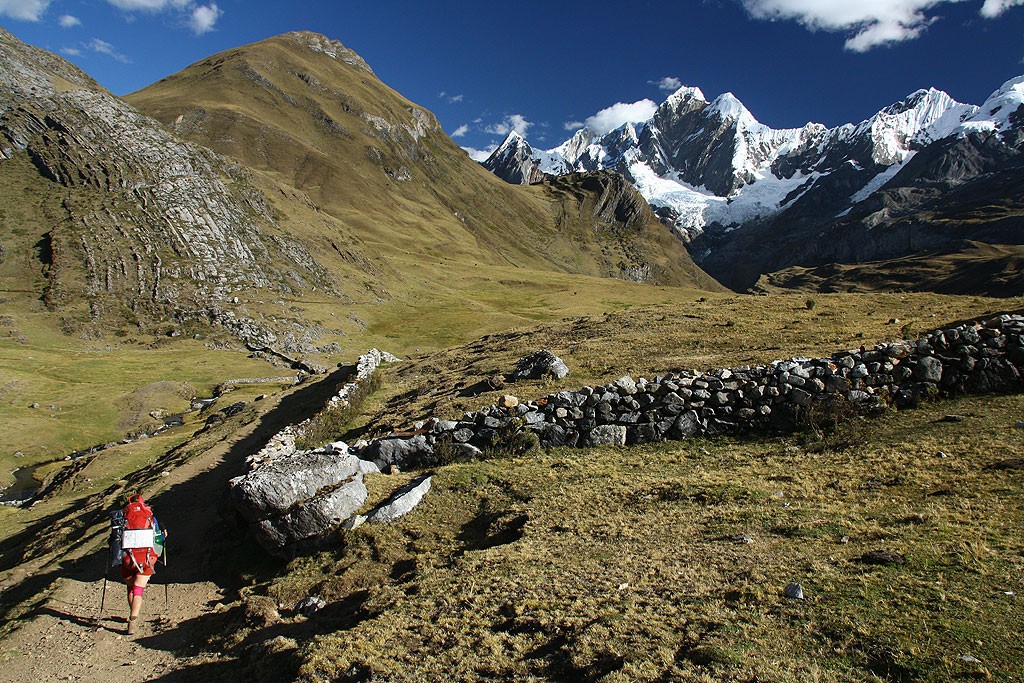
[355,314,1024,465]
[246,349,398,469]
[230,349,405,555]
[231,315,1024,556]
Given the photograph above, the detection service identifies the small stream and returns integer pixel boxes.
[0,461,51,504]
[1,395,218,506]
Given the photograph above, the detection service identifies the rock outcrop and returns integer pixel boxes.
[0,27,333,322]
[230,443,373,551]
[230,349,416,555]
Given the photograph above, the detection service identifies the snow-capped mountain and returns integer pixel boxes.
[483,76,1024,290]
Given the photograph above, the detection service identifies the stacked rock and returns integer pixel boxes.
[352,314,1024,466]
[326,349,401,410]
[245,348,398,468]
[232,316,1024,555]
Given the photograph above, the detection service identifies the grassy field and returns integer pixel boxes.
[0,307,296,483]
[0,290,1022,682]
[187,392,1024,682]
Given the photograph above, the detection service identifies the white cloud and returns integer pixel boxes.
[741,0,1024,51]
[106,0,178,9]
[0,0,50,21]
[189,3,221,34]
[451,124,470,138]
[103,0,223,35]
[563,120,584,131]
[439,91,464,104]
[58,13,80,27]
[584,100,658,135]
[981,0,1024,16]
[649,76,682,92]
[740,0,951,51]
[485,114,532,136]
[462,145,497,162]
[88,37,132,62]
[60,46,82,56]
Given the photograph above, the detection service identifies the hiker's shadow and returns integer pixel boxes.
[35,605,127,635]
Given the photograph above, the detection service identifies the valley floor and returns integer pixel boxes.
[1,293,1023,681]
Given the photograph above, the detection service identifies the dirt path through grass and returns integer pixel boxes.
[0,369,350,681]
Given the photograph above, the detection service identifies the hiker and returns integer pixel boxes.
[118,493,165,635]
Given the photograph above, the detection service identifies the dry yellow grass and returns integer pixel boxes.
[191,392,1023,683]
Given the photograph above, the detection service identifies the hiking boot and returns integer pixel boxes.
[126,616,138,636]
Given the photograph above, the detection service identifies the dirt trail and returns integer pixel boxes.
[0,434,246,682]
[0,368,350,682]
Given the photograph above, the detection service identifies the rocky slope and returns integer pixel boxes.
[0,27,333,329]
[485,78,1024,293]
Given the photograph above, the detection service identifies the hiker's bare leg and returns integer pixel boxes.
[130,574,150,618]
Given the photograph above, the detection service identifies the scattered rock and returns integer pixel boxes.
[860,549,907,566]
[366,475,432,524]
[940,415,964,423]
[784,583,804,600]
[510,350,570,381]
[295,596,325,617]
[498,395,519,409]
[720,533,754,544]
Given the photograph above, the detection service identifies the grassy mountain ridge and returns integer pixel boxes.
[125,31,714,298]
[754,241,1024,296]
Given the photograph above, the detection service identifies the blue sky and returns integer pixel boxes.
[4,0,1024,159]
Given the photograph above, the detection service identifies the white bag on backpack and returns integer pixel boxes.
[122,528,155,549]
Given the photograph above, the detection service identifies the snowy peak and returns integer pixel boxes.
[496,129,527,152]
[665,85,708,107]
[480,73,1024,245]
[482,130,545,184]
[961,75,1024,134]
[706,92,756,128]
[857,87,978,164]
[555,128,596,162]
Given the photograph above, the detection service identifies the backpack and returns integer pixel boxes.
[111,495,164,573]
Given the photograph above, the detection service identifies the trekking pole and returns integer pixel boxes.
[98,543,112,620]
[162,531,170,614]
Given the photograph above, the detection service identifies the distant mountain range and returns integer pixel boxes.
[484,78,1024,294]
